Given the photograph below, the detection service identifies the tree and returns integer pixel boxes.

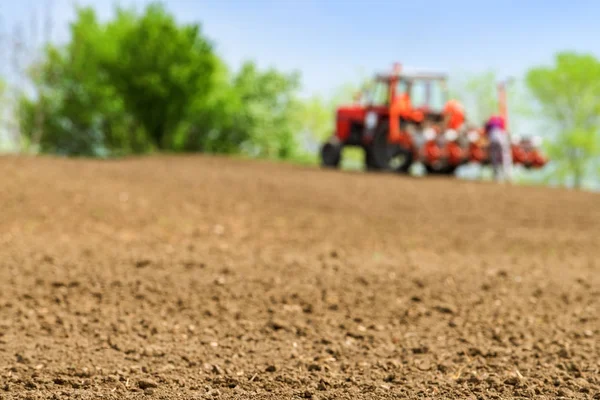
[19,2,220,156]
[18,2,310,160]
[179,58,245,154]
[19,2,307,159]
[20,7,146,156]
[170,60,305,159]
[526,52,600,189]
[230,61,303,159]
[103,2,217,150]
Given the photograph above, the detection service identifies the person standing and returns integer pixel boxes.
[485,115,513,182]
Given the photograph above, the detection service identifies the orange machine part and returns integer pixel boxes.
[511,144,528,165]
[443,100,465,130]
[469,143,487,163]
[388,63,425,145]
[423,141,442,164]
[531,150,547,168]
[447,142,463,165]
[389,93,413,144]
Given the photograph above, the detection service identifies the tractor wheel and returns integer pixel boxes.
[320,140,341,168]
[364,146,380,171]
[446,165,458,175]
[371,121,413,173]
[425,164,457,176]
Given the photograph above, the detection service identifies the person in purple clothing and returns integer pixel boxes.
[485,115,512,182]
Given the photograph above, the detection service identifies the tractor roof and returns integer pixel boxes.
[375,72,448,82]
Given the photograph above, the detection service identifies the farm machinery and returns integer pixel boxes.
[319,63,548,174]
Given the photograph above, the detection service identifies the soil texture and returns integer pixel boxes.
[1,155,599,399]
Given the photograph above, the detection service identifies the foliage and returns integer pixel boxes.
[298,96,333,143]
[230,62,303,159]
[525,52,600,188]
[179,58,243,153]
[20,7,146,156]
[18,2,303,160]
[103,3,217,150]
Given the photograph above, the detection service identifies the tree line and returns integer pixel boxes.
[15,3,306,161]
[3,2,600,188]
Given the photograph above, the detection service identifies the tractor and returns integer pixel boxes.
[319,63,549,174]
[319,63,467,174]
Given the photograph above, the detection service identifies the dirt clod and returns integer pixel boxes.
[307,364,321,372]
[268,320,289,331]
[504,376,521,386]
[412,346,429,354]
[558,348,571,358]
[135,259,152,268]
[138,379,158,389]
[434,304,457,314]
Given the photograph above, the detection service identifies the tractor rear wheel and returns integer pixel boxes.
[371,121,413,173]
[364,146,380,171]
[320,140,341,168]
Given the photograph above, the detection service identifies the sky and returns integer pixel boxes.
[2,0,600,98]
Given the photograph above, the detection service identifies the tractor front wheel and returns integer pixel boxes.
[320,140,342,168]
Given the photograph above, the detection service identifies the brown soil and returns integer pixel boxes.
[1,154,599,399]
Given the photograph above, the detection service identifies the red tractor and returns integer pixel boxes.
[320,63,469,174]
[320,63,548,174]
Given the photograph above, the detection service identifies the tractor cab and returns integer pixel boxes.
[361,70,450,123]
[365,68,466,173]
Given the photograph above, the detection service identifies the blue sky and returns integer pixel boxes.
[3,0,600,97]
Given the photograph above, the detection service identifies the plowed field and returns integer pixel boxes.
[1,155,598,399]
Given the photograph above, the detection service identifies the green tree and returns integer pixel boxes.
[231,61,303,159]
[103,2,217,150]
[179,58,244,154]
[20,2,307,159]
[526,52,600,189]
[20,7,146,156]
[19,3,220,156]
[181,61,304,159]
